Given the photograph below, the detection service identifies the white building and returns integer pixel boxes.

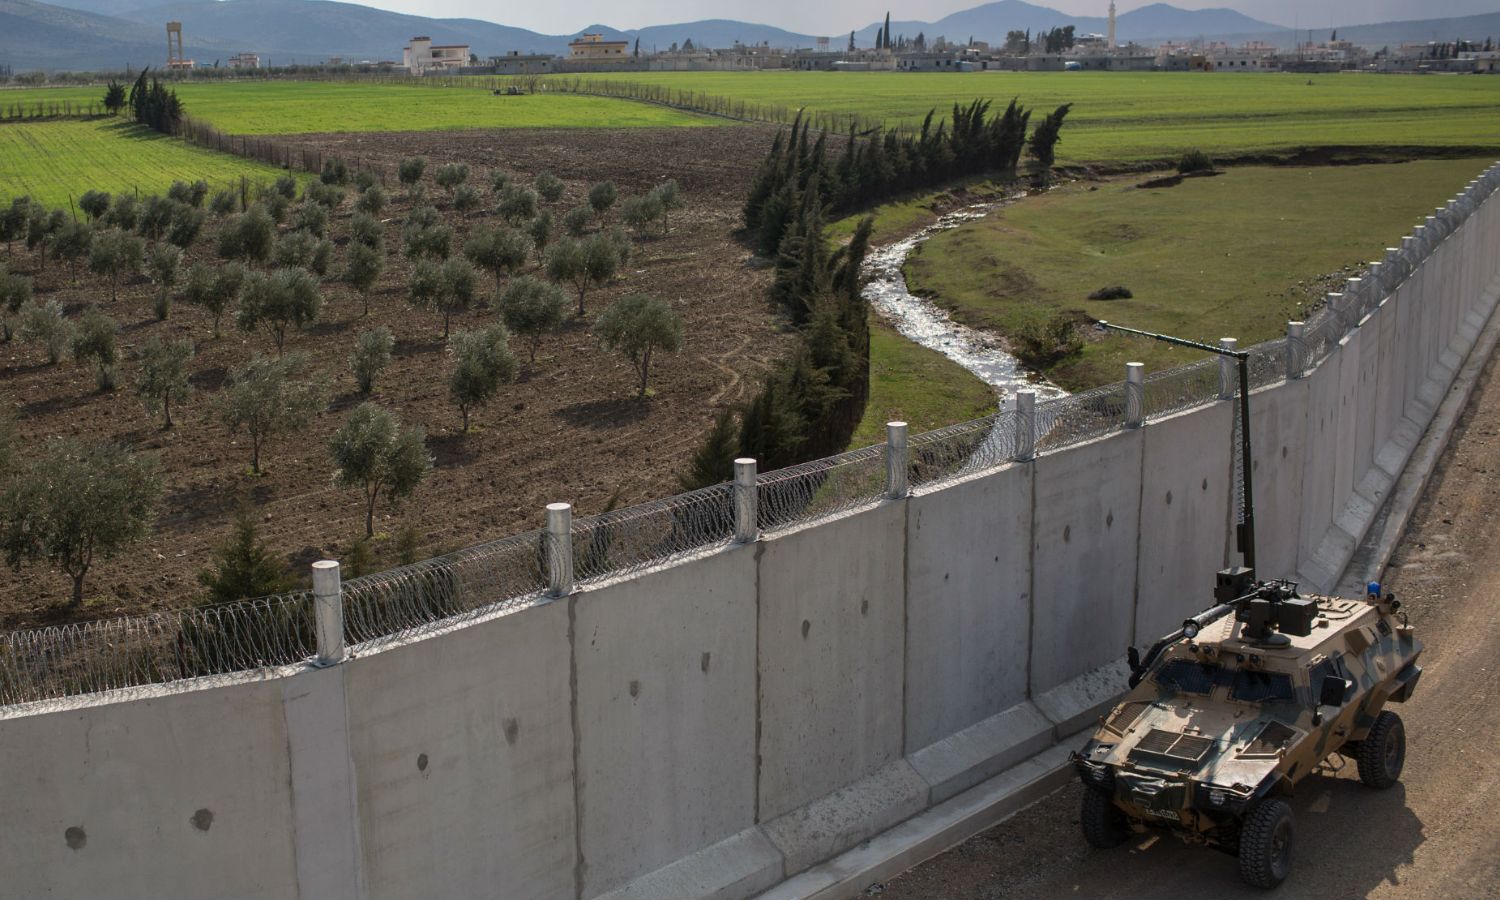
[403,36,470,74]
[227,53,260,69]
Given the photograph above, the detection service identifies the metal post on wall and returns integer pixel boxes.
[1014,391,1036,462]
[1124,362,1144,428]
[885,422,909,500]
[545,503,574,598]
[1218,339,1238,400]
[733,458,758,544]
[1286,322,1305,380]
[311,560,345,667]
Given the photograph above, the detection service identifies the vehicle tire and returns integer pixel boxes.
[1080,786,1128,849]
[1239,798,1294,888]
[1356,710,1406,789]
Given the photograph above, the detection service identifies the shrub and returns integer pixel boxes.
[19,299,72,364]
[447,324,516,432]
[593,294,682,397]
[167,204,206,249]
[70,305,119,390]
[1013,313,1083,369]
[50,219,93,279]
[0,269,32,342]
[105,193,138,230]
[622,194,664,235]
[79,189,111,222]
[219,352,327,473]
[134,335,195,428]
[258,189,291,224]
[304,181,344,210]
[1087,285,1133,300]
[168,179,208,207]
[527,210,553,263]
[498,275,565,364]
[328,402,432,537]
[497,184,538,223]
[320,157,350,186]
[0,438,162,605]
[588,180,618,217]
[650,179,682,230]
[403,206,451,260]
[354,170,379,192]
[197,503,293,605]
[1178,149,1215,174]
[534,171,565,203]
[137,195,176,241]
[680,408,739,490]
[489,170,512,194]
[272,174,298,199]
[217,206,275,265]
[182,261,245,338]
[351,326,394,394]
[354,183,387,216]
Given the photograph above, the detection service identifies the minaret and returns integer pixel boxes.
[1107,1,1117,48]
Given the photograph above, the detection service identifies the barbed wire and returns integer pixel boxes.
[3,162,1496,707]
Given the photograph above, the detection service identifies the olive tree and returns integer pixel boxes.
[534,171,565,203]
[463,225,530,292]
[403,206,451,260]
[650,179,682,230]
[51,219,93,280]
[562,205,592,238]
[217,206,275,265]
[19,299,72,364]
[546,232,619,317]
[146,242,181,320]
[220,353,327,474]
[588,180,618,218]
[79,190,111,222]
[622,193,664,236]
[273,230,333,276]
[70,306,119,391]
[105,194,138,231]
[137,195,176,242]
[351,326,394,394]
[349,212,383,250]
[354,183,387,217]
[448,324,516,433]
[528,210,553,263]
[497,184,538,224]
[399,157,427,194]
[407,258,473,338]
[134,335,194,428]
[453,184,482,217]
[182,261,245,338]
[0,268,32,342]
[209,189,238,216]
[498,275,565,365]
[343,241,384,316]
[292,200,329,237]
[0,438,162,605]
[329,402,432,537]
[88,227,143,301]
[1,198,32,258]
[434,162,470,196]
[594,294,682,398]
[237,267,323,355]
[167,203,206,250]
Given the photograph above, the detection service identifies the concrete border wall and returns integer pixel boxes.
[4,165,1498,900]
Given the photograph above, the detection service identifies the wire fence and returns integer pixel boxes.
[2,161,1496,708]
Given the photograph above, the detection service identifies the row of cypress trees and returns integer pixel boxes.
[129,69,184,134]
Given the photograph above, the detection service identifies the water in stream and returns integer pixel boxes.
[861,202,1069,407]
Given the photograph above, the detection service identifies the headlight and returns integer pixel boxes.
[1208,788,1226,806]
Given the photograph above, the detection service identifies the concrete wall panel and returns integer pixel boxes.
[345,599,576,900]
[0,680,298,900]
[1249,377,1309,579]
[1297,355,1339,567]
[1374,294,1401,455]
[1030,429,1143,693]
[904,464,1033,752]
[1135,402,1234,644]
[574,546,759,897]
[1355,307,1382,484]
[757,502,907,821]
[1332,328,1363,517]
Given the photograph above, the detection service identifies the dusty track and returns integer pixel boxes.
[874,347,1500,899]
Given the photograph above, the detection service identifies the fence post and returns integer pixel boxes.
[1218,338,1238,400]
[1367,261,1384,301]
[1014,390,1036,461]
[885,422,909,499]
[733,458,758,544]
[1285,322,1305,380]
[1124,362,1144,428]
[545,503,574,597]
[311,559,345,667]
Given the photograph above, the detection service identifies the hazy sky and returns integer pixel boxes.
[344,1,1487,35]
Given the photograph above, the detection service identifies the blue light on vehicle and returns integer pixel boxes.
[1367,581,1382,597]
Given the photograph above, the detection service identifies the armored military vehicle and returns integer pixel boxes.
[1072,324,1424,888]
[1072,572,1422,888]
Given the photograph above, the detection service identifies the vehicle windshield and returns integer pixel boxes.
[1230,670,1295,703]
[1154,659,1222,695]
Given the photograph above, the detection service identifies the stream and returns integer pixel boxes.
[861,201,1069,407]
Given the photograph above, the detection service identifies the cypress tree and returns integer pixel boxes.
[197,504,294,605]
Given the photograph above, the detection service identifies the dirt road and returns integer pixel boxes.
[874,349,1500,899]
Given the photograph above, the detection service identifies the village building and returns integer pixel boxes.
[403,36,470,74]
[569,33,632,64]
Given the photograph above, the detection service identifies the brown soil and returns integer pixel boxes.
[0,124,787,628]
[873,347,1500,898]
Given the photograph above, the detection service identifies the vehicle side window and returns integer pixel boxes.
[1230,670,1295,703]
[1307,654,1355,706]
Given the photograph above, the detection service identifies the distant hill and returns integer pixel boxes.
[852,1,1283,47]
[0,0,224,71]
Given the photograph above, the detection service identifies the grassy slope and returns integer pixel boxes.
[551,71,1500,161]
[849,319,1000,449]
[0,119,298,206]
[1,82,719,133]
[905,159,1493,391]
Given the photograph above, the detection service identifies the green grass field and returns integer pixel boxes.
[904,158,1493,390]
[551,70,1500,162]
[850,319,1001,448]
[0,119,296,206]
[1,82,717,134]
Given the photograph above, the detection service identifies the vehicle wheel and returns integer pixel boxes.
[1238,798,1294,889]
[1356,710,1406,789]
[1080,786,1128,849]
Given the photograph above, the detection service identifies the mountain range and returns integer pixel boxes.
[1,0,1496,73]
